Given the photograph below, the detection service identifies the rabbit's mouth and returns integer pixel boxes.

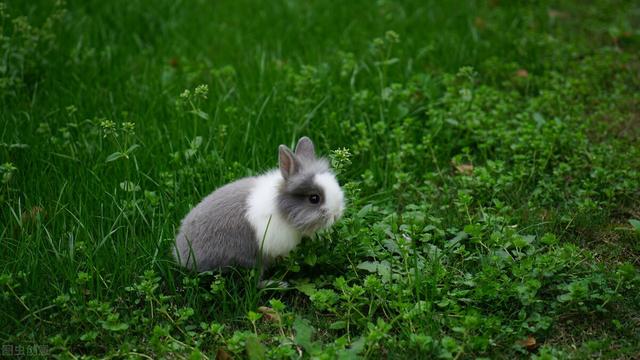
[298,215,331,235]
[324,214,338,228]
[319,211,341,230]
[294,208,343,235]
[323,205,344,226]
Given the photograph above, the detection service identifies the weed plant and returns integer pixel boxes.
[1,0,639,358]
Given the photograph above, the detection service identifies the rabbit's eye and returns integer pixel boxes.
[308,194,321,204]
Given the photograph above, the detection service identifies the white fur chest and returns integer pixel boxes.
[245,170,302,258]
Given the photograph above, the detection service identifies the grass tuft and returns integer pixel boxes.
[1,0,640,358]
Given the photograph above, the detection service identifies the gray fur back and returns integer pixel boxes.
[174,177,259,271]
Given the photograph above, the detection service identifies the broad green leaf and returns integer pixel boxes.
[356,261,378,273]
[304,253,317,266]
[374,58,399,66]
[102,321,129,332]
[357,204,373,218]
[245,335,266,360]
[191,109,209,120]
[105,152,124,162]
[337,337,366,360]
[293,317,315,353]
[189,349,204,360]
[191,136,203,149]
[329,320,347,330]
[126,143,140,153]
[295,282,317,296]
[356,260,391,281]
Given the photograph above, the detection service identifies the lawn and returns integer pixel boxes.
[1,0,640,358]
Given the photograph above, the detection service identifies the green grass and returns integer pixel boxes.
[2,0,640,358]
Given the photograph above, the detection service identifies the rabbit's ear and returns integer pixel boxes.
[295,136,316,160]
[279,145,299,179]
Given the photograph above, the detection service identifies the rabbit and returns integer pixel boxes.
[173,136,345,273]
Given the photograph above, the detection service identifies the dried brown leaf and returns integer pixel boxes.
[548,9,570,19]
[21,206,46,224]
[216,347,233,360]
[519,335,538,351]
[257,306,280,322]
[454,163,474,176]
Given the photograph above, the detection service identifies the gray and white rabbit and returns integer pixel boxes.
[173,136,345,272]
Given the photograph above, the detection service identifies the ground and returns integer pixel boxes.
[1,0,640,359]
